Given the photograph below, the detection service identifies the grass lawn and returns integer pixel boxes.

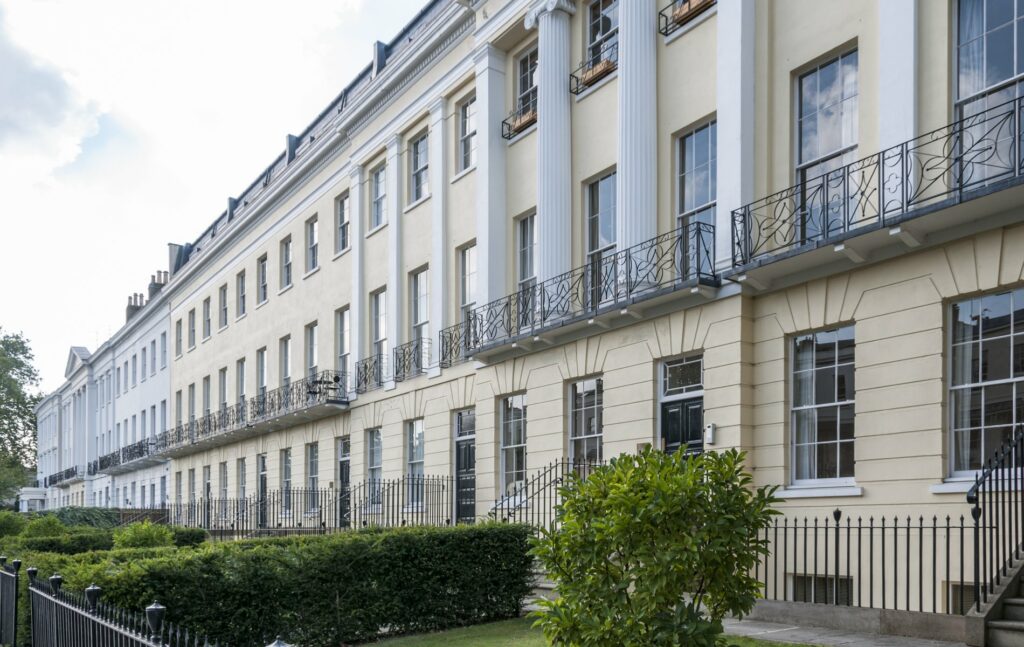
[373,617,814,646]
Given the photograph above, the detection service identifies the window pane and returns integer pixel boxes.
[818,406,838,442]
[838,404,855,439]
[961,0,983,42]
[815,329,837,367]
[986,382,1014,426]
[794,409,815,444]
[990,0,1015,27]
[952,342,979,386]
[814,367,836,405]
[982,336,1012,381]
[953,299,980,343]
[835,363,854,401]
[794,334,815,371]
[982,292,1013,338]
[987,24,1015,87]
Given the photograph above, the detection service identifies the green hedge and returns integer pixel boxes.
[169,526,208,548]
[27,524,533,646]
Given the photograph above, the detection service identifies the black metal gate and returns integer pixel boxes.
[0,558,19,647]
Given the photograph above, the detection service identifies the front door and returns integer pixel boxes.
[661,398,704,455]
[337,440,351,529]
[256,453,267,528]
[455,436,476,523]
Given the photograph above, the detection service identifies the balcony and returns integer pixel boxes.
[501,97,537,140]
[355,354,386,393]
[658,0,717,38]
[44,465,82,488]
[439,221,717,367]
[393,339,429,382]
[96,438,165,476]
[155,370,348,458]
[730,97,1024,286]
[570,41,618,96]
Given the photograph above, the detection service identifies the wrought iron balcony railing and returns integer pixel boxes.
[570,41,618,95]
[658,0,717,37]
[501,96,537,140]
[732,96,1024,269]
[355,354,386,394]
[154,371,348,454]
[87,460,99,477]
[44,465,80,488]
[393,339,429,382]
[97,438,155,474]
[439,220,716,367]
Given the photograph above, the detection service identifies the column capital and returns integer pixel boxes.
[525,0,575,29]
[386,133,403,158]
[429,96,447,121]
[473,43,505,71]
[347,164,363,182]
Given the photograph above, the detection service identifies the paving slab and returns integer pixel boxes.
[722,618,970,647]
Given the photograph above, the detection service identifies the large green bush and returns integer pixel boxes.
[113,521,173,549]
[49,507,121,528]
[19,516,65,539]
[0,511,25,538]
[531,448,778,647]
[19,529,113,554]
[169,526,208,548]
[30,524,533,646]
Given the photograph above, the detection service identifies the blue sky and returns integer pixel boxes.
[0,0,426,392]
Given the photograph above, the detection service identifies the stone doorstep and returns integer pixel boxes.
[722,618,969,647]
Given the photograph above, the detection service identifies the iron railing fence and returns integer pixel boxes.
[658,0,717,37]
[732,95,1024,268]
[0,558,19,647]
[154,371,347,454]
[491,460,604,535]
[967,424,1024,611]
[439,221,715,367]
[757,511,981,616]
[355,355,386,393]
[168,478,455,541]
[393,339,429,382]
[501,96,538,140]
[27,572,210,647]
[569,41,618,95]
[87,461,99,477]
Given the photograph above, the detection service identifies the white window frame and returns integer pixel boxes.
[336,192,350,252]
[202,298,211,339]
[516,47,539,113]
[218,284,228,329]
[336,307,351,377]
[306,216,319,272]
[237,270,247,315]
[409,132,429,203]
[371,289,388,361]
[280,237,293,289]
[677,120,718,226]
[257,256,269,304]
[569,378,604,464]
[790,326,856,485]
[280,336,291,388]
[458,96,477,171]
[370,164,387,229]
[500,394,528,497]
[305,322,318,378]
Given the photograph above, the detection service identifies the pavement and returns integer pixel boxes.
[722,618,970,647]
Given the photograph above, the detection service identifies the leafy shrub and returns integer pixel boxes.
[169,526,207,548]
[113,521,173,549]
[50,507,121,528]
[31,524,533,647]
[19,529,114,555]
[531,448,778,647]
[0,511,25,538]
[20,515,65,539]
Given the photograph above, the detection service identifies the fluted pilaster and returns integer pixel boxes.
[617,0,658,251]
[529,0,574,283]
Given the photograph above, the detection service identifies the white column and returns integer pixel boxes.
[617,0,658,250]
[385,134,404,388]
[474,44,508,307]
[348,164,365,396]
[715,0,755,271]
[428,98,447,376]
[878,0,917,149]
[527,0,575,283]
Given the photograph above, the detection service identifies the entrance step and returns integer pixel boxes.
[988,620,1024,647]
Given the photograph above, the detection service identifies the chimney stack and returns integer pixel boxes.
[125,294,142,323]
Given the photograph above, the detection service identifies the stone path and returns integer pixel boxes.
[722,618,970,647]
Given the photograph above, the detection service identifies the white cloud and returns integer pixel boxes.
[0,0,425,392]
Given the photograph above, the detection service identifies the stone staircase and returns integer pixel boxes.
[988,585,1024,647]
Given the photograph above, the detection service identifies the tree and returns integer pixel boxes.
[0,328,41,466]
[531,448,778,647]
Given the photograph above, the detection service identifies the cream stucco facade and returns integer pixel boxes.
[28,0,1024,631]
